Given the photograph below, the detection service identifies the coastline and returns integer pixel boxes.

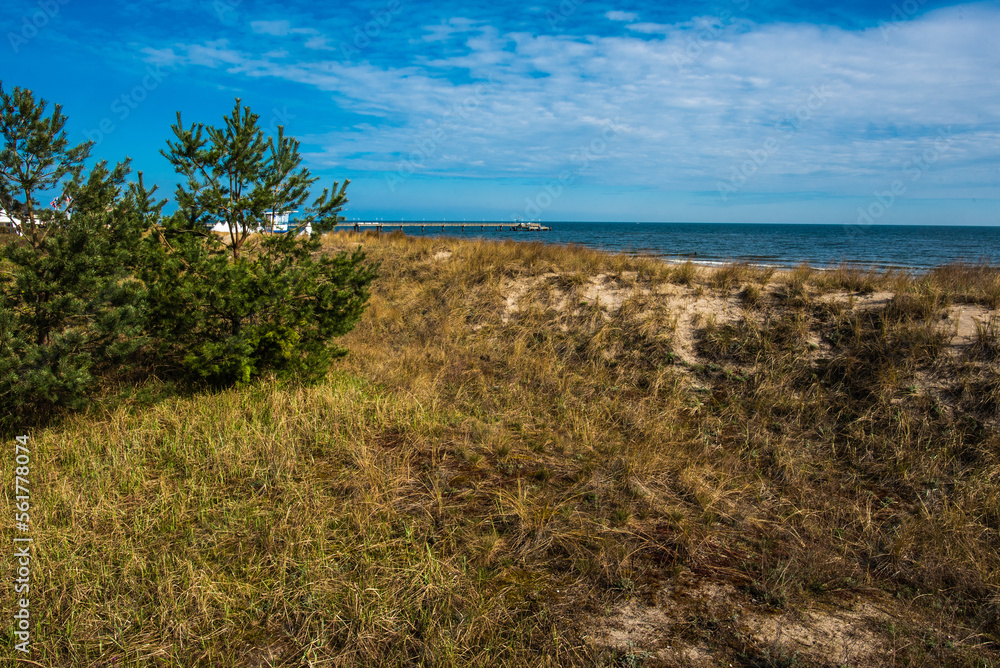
[385,221,1000,272]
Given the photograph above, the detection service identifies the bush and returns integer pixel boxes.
[147,98,377,385]
[0,161,158,425]
[141,215,376,385]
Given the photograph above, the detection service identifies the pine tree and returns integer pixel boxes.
[0,81,92,247]
[162,99,349,257]
[0,153,164,425]
[0,87,373,421]
[148,99,375,386]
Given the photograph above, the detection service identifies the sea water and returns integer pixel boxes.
[390,222,1000,271]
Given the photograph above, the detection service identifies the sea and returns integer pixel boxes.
[385,222,1000,272]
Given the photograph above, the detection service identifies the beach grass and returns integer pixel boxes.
[2,231,998,666]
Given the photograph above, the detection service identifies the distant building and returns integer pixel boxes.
[209,210,309,235]
[0,206,23,235]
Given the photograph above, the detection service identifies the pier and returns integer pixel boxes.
[337,221,550,232]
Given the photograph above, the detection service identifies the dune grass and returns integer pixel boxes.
[2,231,999,666]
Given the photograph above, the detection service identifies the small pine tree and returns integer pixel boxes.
[0,153,164,425]
[0,83,166,426]
[147,99,375,386]
[0,81,92,247]
[161,99,349,257]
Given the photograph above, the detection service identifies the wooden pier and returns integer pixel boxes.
[336,221,550,232]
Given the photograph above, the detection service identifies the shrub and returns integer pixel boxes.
[141,215,376,385]
[146,99,377,385]
[0,160,160,425]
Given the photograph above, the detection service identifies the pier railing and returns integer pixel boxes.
[336,222,550,232]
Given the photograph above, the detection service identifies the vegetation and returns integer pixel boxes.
[162,100,350,258]
[3,230,997,666]
[0,82,92,247]
[0,152,160,417]
[140,216,376,386]
[0,86,376,426]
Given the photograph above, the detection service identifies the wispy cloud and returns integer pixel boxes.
[5,0,996,222]
[605,11,638,22]
[250,20,296,36]
[142,3,1000,204]
[626,22,672,33]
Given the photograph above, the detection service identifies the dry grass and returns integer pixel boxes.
[2,231,999,666]
[710,262,775,292]
[927,262,1000,308]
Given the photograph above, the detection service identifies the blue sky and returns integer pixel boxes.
[2,0,999,224]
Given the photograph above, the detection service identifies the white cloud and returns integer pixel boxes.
[605,11,638,22]
[150,4,1000,199]
[303,35,334,51]
[420,18,484,42]
[249,19,319,38]
[141,46,183,67]
[626,22,671,33]
[250,20,293,36]
[185,40,248,68]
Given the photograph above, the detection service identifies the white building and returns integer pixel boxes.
[210,211,309,235]
[0,207,23,235]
